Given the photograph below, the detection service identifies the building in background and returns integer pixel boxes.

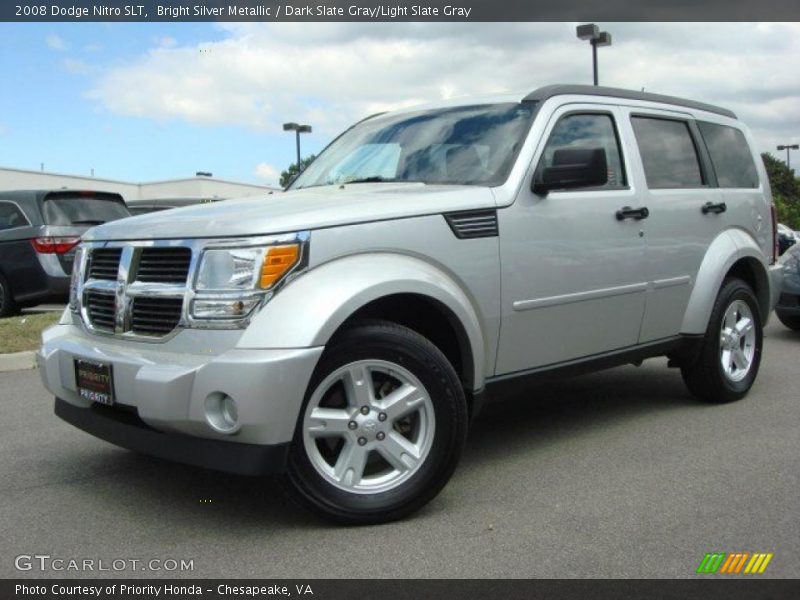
[0,166,278,208]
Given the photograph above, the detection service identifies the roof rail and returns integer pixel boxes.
[523,84,736,119]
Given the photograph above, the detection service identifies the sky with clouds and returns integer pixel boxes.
[0,22,798,187]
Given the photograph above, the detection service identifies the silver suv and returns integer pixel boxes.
[38,85,782,524]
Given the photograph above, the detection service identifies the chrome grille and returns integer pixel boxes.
[85,291,116,331]
[131,297,184,336]
[87,248,122,280]
[134,247,192,284]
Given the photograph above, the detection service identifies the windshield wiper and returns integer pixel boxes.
[342,176,423,185]
[293,177,423,190]
[71,220,106,225]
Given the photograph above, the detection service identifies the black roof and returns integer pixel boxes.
[523,85,736,119]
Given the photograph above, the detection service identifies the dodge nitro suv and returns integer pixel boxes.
[38,85,782,524]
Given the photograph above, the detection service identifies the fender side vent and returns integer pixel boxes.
[444,210,499,239]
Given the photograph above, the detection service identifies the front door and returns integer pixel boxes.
[496,105,648,375]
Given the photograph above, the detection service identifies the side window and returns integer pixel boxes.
[0,202,29,231]
[631,116,703,188]
[697,122,759,188]
[536,113,626,190]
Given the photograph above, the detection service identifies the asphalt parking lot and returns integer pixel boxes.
[1,321,798,579]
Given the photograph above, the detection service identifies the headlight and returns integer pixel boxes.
[68,245,85,312]
[195,244,300,292]
[196,248,265,291]
[191,242,302,323]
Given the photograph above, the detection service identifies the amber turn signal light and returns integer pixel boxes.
[260,245,300,289]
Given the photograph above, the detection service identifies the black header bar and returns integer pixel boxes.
[3,0,800,22]
[3,579,800,600]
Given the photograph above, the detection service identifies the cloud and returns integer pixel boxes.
[154,36,177,48]
[62,58,92,75]
[0,123,8,136]
[46,34,67,51]
[86,23,800,154]
[254,162,281,185]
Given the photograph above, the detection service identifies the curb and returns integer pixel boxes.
[0,351,37,373]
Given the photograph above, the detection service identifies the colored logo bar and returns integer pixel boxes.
[696,552,773,574]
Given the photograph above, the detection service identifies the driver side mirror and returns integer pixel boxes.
[532,147,608,196]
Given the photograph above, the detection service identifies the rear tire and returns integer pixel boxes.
[283,320,468,525]
[776,310,800,332]
[0,273,19,318]
[681,278,762,403]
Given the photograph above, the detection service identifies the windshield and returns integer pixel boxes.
[291,103,536,190]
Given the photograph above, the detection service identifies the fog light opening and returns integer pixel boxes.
[204,392,240,434]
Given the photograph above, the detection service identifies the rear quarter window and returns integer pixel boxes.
[41,194,130,226]
[697,122,759,188]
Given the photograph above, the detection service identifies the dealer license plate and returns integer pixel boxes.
[74,359,115,406]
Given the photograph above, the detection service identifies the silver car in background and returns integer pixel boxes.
[38,85,782,523]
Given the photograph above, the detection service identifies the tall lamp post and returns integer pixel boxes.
[576,24,612,86]
[777,144,799,169]
[283,122,312,169]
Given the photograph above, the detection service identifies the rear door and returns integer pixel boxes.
[695,120,767,257]
[0,199,40,300]
[622,110,727,341]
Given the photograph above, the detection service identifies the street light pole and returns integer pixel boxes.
[777,144,799,169]
[283,122,313,169]
[576,24,612,86]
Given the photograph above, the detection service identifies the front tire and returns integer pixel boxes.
[284,320,468,525]
[681,278,763,403]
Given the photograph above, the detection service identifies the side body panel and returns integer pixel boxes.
[618,106,728,342]
[681,229,772,333]
[495,102,648,374]
[237,213,500,391]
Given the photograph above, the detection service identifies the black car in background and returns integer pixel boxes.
[0,190,129,317]
[776,242,800,331]
[777,223,797,256]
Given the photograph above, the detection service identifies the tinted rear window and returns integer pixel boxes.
[631,117,704,188]
[697,122,759,188]
[0,201,30,231]
[41,194,130,226]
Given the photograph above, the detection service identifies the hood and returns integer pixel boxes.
[84,183,496,241]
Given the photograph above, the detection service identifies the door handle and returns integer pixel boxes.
[701,201,727,215]
[615,206,650,221]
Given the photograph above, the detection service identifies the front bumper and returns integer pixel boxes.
[55,398,290,475]
[38,320,323,454]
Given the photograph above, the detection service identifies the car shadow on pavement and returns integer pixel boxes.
[54,361,699,529]
[464,360,697,468]
[765,325,800,342]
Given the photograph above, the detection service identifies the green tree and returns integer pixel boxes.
[280,155,316,188]
[761,152,800,230]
